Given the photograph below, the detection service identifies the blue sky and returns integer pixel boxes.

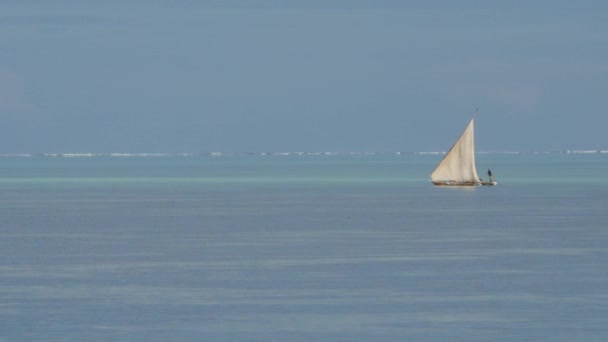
[1,1,607,153]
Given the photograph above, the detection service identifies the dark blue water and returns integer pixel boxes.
[1,154,607,341]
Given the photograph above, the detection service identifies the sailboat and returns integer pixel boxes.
[430,111,497,186]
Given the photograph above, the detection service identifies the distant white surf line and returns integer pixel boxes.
[0,150,606,158]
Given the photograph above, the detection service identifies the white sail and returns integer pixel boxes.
[430,118,480,184]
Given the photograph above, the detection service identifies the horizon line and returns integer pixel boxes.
[1,150,607,158]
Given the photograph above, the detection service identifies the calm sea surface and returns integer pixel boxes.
[1,154,607,341]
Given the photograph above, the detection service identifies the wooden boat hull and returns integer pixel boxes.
[480,181,498,186]
[432,181,498,186]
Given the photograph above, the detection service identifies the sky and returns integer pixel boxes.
[1,0,607,153]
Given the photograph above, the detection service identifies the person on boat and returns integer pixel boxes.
[487,169,493,182]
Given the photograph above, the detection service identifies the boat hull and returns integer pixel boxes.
[480,181,498,186]
[432,181,498,186]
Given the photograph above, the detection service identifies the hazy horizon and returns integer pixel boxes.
[1,149,606,157]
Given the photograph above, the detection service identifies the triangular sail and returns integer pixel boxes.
[430,118,480,184]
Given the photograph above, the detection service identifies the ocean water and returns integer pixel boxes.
[1,153,607,341]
